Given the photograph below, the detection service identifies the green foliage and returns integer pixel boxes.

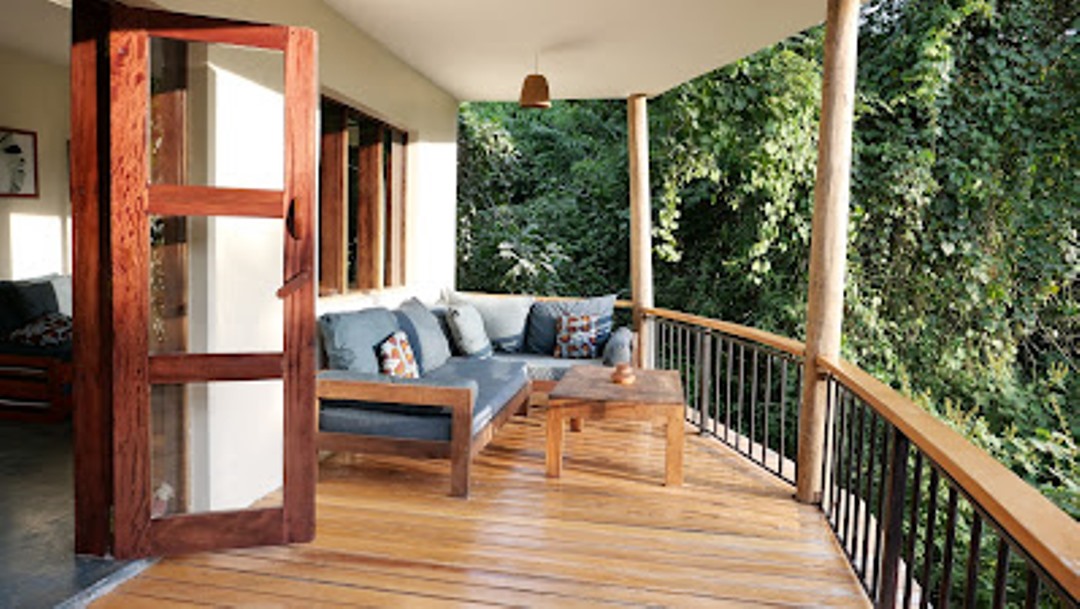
[455,0,1078,514]
[457,101,630,296]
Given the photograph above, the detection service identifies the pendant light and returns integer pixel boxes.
[519,52,551,109]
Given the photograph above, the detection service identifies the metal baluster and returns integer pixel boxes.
[904,451,924,609]
[764,354,773,469]
[872,413,891,597]
[1023,567,1039,609]
[821,376,834,514]
[991,539,1009,609]
[878,428,910,608]
[861,411,879,583]
[962,511,982,609]
[938,486,960,608]
[920,468,940,609]
[750,348,759,465]
[842,390,856,549]
[711,336,720,436]
[698,332,712,435]
[725,339,734,445]
[830,381,845,528]
[780,359,788,478]
[737,343,746,455]
[848,398,866,558]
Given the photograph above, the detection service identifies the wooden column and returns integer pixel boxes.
[628,94,654,368]
[796,0,861,503]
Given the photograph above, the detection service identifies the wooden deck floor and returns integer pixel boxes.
[93,411,870,608]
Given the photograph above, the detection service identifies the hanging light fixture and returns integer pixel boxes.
[519,52,551,109]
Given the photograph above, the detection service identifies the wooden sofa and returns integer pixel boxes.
[314,291,633,497]
[0,275,73,423]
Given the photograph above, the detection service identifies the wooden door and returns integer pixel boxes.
[70,0,317,558]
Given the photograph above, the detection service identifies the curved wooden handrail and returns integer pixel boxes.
[643,306,805,358]
[818,355,1080,599]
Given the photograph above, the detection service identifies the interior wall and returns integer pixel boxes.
[0,44,71,280]
[185,42,287,512]
[148,0,461,299]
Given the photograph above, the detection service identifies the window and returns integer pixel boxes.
[319,98,407,295]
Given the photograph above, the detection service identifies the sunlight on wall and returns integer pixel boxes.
[8,213,65,279]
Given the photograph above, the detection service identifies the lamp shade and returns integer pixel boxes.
[519,73,551,109]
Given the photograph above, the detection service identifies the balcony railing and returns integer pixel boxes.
[640,307,1078,608]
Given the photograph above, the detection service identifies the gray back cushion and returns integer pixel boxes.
[319,307,399,373]
[395,298,452,373]
[525,294,616,355]
[449,292,534,353]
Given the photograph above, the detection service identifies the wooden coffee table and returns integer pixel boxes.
[545,366,685,486]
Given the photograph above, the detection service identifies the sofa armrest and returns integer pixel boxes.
[317,370,475,414]
[602,326,635,366]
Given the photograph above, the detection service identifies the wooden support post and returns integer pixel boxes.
[796,0,860,503]
[628,94,654,369]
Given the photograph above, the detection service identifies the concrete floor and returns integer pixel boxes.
[0,421,131,609]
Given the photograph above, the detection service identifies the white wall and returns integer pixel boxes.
[149,0,461,296]
[184,43,288,512]
[0,44,71,280]
[150,0,459,511]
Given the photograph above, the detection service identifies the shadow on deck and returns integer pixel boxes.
[93,411,869,607]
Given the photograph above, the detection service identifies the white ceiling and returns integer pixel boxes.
[0,0,70,66]
[0,0,829,101]
[322,0,828,101]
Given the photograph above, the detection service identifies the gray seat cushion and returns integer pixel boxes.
[319,308,399,374]
[394,298,452,373]
[525,295,616,355]
[318,358,528,441]
[491,353,594,382]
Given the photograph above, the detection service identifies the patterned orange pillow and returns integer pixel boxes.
[378,331,420,378]
[554,314,598,359]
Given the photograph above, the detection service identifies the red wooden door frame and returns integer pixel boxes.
[70,0,317,558]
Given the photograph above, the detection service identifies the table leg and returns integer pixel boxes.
[546,408,564,478]
[665,408,684,486]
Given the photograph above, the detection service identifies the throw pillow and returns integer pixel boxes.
[318,307,399,373]
[446,303,493,358]
[554,314,598,359]
[526,294,616,355]
[378,331,420,379]
[395,297,452,373]
[9,312,73,347]
[447,292,534,353]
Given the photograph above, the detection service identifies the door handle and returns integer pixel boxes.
[276,269,311,299]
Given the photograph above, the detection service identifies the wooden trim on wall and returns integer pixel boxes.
[318,102,347,295]
[355,122,385,291]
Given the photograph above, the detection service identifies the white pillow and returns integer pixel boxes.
[446,303,493,358]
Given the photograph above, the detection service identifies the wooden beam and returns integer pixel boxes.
[796,0,860,504]
[628,94,654,369]
[71,0,113,556]
[355,121,386,290]
[318,102,347,295]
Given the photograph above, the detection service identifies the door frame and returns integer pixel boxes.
[70,0,318,558]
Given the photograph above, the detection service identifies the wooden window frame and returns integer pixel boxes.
[318,99,407,295]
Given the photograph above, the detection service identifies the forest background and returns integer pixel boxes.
[455,0,1077,515]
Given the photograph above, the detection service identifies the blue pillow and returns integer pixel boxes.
[394,298,452,373]
[448,292,534,353]
[318,307,399,373]
[525,295,616,355]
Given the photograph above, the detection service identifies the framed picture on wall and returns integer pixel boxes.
[0,127,39,198]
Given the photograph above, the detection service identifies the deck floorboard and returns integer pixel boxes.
[93,410,869,607]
